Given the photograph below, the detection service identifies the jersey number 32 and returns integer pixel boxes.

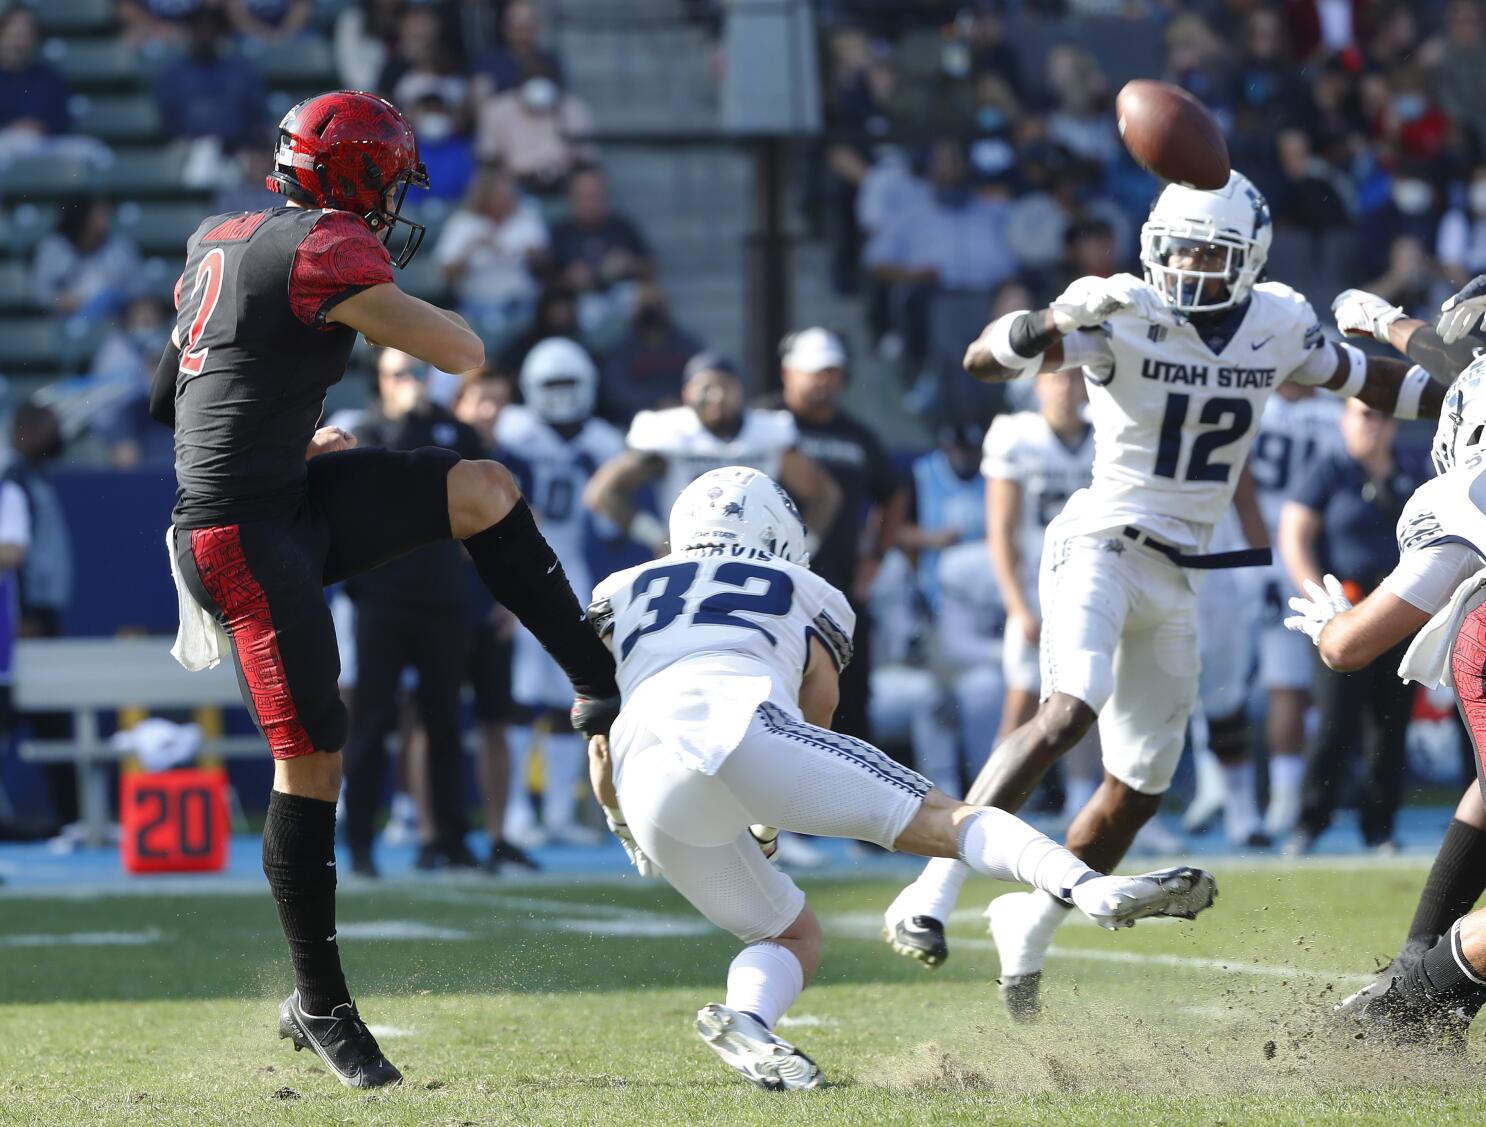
[620,561,793,659]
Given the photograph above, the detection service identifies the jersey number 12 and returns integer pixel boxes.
[1153,393,1253,483]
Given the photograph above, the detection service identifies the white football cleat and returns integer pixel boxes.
[1068,866,1218,930]
[695,1004,823,1091]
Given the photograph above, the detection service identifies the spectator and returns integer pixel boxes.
[88,294,172,468]
[1434,0,1486,153]
[115,0,193,49]
[1437,162,1486,285]
[496,285,589,376]
[405,92,476,205]
[474,0,564,94]
[343,348,488,875]
[475,65,596,196]
[1371,66,1451,165]
[1278,398,1428,854]
[1044,46,1118,168]
[378,5,469,121]
[0,5,107,165]
[1272,128,1355,235]
[550,168,652,303]
[224,0,312,42]
[211,141,280,215]
[152,9,266,151]
[333,0,404,92]
[896,422,987,613]
[1163,12,1230,113]
[767,327,905,751]
[32,197,142,328]
[0,459,27,860]
[598,282,703,426]
[5,404,74,833]
[1230,7,1309,134]
[1362,233,1453,321]
[432,166,548,343]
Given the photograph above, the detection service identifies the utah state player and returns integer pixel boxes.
[152,92,617,1087]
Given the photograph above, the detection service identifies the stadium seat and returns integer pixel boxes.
[0,262,39,313]
[101,149,190,196]
[72,95,164,144]
[0,318,63,372]
[0,155,100,199]
[115,202,210,255]
[243,36,335,85]
[33,0,115,35]
[47,39,145,91]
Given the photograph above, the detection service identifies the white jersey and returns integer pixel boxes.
[935,540,1005,669]
[980,412,1094,599]
[1384,460,1486,616]
[496,405,624,598]
[589,544,856,773]
[1061,280,1343,547]
[626,406,799,516]
[1249,391,1344,535]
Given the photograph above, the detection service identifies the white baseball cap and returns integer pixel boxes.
[781,327,847,373]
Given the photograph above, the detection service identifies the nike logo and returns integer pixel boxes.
[326,859,336,867]
[547,561,558,574]
[1251,335,1274,350]
[326,933,337,943]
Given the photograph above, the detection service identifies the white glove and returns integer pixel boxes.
[1439,275,1486,344]
[1331,288,1404,345]
[749,824,779,863]
[1050,272,1174,333]
[603,805,661,879]
[1283,575,1352,645]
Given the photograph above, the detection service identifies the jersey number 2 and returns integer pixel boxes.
[619,561,794,659]
[179,248,225,379]
[1153,393,1253,483]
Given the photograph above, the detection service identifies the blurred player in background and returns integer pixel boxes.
[879,171,1442,1019]
[585,466,1217,1091]
[500,338,625,846]
[895,422,987,613]
[584,350,840,556]
[155,92,617,1087]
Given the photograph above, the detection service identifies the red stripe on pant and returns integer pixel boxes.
[190,526,315,759]
[1451,598,1486,785]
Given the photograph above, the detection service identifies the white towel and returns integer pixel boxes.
[1398,568,1486,690]
[167,526,230,672]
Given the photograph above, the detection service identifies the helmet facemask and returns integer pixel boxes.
[1141,227,1255,315]
[368,165,430,268]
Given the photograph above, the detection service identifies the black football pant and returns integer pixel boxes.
[343,604,469,856]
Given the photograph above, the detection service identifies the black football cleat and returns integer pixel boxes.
[999,971,1043,1023]
[883,915,948,968]
[1336,974,1473,1054]
[278,992,403,1089]
[488,837,540,872]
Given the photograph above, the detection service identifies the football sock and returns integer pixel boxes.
[539,731,583,830]
[725,942,805,1030]
[262,790,351,1016]
[463,501,618,699]
[993,890,1071,977]
[908,858,972,924]
[1400,920,1486,1014]
[1221,761,1261,842]
[958,808,1094,899]
[1406,819,1486,945]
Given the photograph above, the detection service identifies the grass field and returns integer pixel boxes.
[3,862,1485,1126]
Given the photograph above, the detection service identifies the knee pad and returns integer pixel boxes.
[1207,710,1250,762]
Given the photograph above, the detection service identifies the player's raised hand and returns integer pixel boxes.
[305,426,357,460]
[1050,272,1173,333]
[1439,275,1486,343]
[1283,574,1353,644]
[1332,288,1404,344]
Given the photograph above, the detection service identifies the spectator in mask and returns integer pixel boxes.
[474,0,565,93]
[152,8,266,151]
[89,295,173,468]
[32,197,142,329]
[598,282,703,426]
[475,64,596,195]
[433,166,548,342]
[1437,162,1486,287]
[407,92,475,204]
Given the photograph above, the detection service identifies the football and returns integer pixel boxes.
[1116,79,1231,191]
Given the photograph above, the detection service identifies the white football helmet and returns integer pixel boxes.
[1432,355,1486,473]
[1140,170,1272,315]
[668,466,810,565]
[519,337,597,426]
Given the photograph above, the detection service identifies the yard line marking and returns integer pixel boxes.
[335,921,477,941]
[778,1015,839,1028]
[365,1025,417,1039]
[543,917,715,937]
[0,928,164,947]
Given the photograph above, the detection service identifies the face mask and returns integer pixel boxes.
[1393,178,1433,215]
[418,112,453,142]
[521,77,558,112]
[1469,182,1486,215]
[1393,93,1427,123]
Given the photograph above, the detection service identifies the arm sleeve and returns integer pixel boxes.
[1405,323,1484,385]
[149,340,181,429]
[288,212,395,327]
[1380,542,1482,614]
[0,482,30,550]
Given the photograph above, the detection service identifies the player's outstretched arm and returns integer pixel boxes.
[583,449,668,551]
[1286,578,1430,673]
[1321,350,1444,420]
[328,283,484,374]
[1333,287,1482,386]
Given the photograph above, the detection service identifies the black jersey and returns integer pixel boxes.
[170,207,393,528]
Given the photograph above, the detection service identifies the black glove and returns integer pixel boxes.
[571,693,621,739]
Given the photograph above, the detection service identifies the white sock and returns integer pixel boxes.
[724,941,804,1030]
[1270,753,1305,792]
[505,725,535,832]
[1221,761,1260,842]
[993,890,1072,977]
[1265,754,1305,835]
[540,732,583,830]
[1062,774,1098,820]
[905,857,972,924]
[959,808,1094,899]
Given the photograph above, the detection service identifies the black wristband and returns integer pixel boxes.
[1406,324,1482,385]
[1008,310,1060,359]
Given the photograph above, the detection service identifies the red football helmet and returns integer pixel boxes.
[266,91,430,267]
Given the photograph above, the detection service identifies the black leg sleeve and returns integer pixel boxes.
[262,790,352,1015]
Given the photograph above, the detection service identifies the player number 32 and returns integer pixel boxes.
[620,561,794,658]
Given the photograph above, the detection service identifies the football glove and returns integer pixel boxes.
[1050,272,1173,334]
[1284,574,1352,644]
[602,805,661,879]
[1332,288,1405,344]
[749,824,780,862]
[1439,275,1486,344]
[571,693,621,740]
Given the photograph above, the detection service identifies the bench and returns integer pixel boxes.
[15,637,261,846]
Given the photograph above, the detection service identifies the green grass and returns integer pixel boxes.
[3,863,1485,1125]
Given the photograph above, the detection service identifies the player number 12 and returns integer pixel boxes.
[1153,393,1253,483]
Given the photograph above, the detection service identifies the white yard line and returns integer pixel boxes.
[0,927,164,947]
